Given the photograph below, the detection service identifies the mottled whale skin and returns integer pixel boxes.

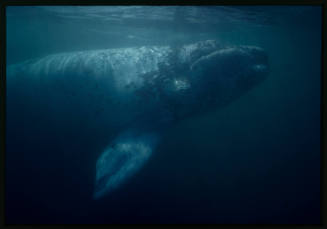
[6,40,269,199]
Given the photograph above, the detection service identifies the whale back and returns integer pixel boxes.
[7,46,175,130]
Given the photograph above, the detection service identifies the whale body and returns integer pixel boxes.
[6,40,269,199]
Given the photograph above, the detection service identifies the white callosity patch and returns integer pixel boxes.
[173,78,191,91]
[93,132,159,199]
[252,64,268,72]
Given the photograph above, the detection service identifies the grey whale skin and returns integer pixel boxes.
[7,40,269,199]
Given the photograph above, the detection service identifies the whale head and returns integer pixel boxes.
[190,45,269,90]
[158,42,269,120]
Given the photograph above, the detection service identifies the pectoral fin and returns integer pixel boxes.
[93,131,159,200]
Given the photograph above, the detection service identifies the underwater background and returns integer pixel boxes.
[6,6,321,224]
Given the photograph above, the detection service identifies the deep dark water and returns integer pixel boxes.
[6,6,321,224]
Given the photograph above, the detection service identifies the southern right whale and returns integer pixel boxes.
[6,40,269,199]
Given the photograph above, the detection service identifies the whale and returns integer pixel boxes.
[6,40,269,200]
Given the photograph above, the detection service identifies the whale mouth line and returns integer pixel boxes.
[190,46,269,75]
[189,48,233,71]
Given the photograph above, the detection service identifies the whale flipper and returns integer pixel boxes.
[93,131,159,199]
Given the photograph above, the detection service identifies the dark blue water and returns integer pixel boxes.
[6,6,321,224]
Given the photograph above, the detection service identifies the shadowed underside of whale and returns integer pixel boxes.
[6,40,269,200]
